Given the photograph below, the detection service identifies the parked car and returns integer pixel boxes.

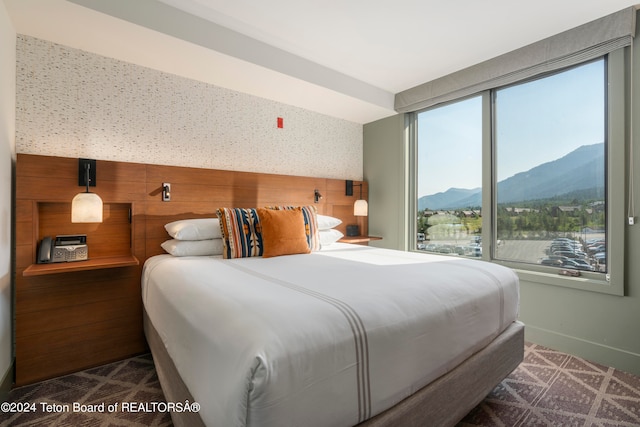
[453,246,466,255]
[552,238,572,243]
[586,239,605,246]
[594,252,606,263]
[588,245,606,254]
[465,246,482,257]
[541,258,563,267]
[562,259,595,271]
[553,238,582,249]
[553,250,586,259]
[550,245,574,253]
[437,245,453,254]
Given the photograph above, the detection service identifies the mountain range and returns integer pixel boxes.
[418,143,604,211]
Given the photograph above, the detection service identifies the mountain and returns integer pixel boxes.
[418,143,604,210]
[419,187,480,211]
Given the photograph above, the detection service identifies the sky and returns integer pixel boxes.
[417,59,605,197]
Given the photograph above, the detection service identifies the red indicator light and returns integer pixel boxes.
[277,117,284,128]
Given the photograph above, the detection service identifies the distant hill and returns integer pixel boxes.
[418,187,480,211]
[418,143,604,210]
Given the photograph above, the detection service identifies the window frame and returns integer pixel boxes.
[409,49,627,296]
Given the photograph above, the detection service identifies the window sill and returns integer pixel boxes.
[512,267,622,296]
[408,249,622,296]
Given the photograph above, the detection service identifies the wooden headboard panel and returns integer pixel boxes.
[143,162,368,258]
[15,153,367,385]
[17,153,368,267]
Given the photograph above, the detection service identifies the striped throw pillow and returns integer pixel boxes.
[216,208,263,259]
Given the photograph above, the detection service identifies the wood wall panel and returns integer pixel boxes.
[15,245,34,270]
[16,200,33,222]
[15,153,368,385]
[16,269,141,314]
[15,317,145,386]
[17,296,141,337]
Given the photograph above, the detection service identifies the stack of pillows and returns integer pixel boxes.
[161,218,225,257]
[161,206,344,259]
[317,215,344,246]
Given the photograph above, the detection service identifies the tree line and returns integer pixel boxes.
[417,200,604,240]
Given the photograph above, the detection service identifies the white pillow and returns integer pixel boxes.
[165,218,221,240]
[319,229,344,246]
[161,239,224,256]
[316,214,342,231]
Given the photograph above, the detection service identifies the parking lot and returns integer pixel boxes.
[419,239,548,261]
[496,240,549,263]
[419,236,605,272]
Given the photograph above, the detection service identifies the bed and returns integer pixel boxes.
[142,240,523,427]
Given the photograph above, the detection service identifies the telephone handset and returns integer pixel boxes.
[37,236,54,264]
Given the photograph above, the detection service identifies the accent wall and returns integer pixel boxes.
[15,35,363,180]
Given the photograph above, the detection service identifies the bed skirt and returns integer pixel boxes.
[144,309,524,427]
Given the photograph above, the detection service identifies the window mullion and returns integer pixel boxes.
[481,91,493,261]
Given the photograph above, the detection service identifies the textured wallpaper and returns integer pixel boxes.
[15,36,363,179]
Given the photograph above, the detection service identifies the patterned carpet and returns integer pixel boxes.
[460,342,640,426]
[0,354,171,426]
[1,343,638,426]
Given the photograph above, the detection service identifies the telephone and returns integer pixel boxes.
[37,236,54,264]
[37,235,88,264]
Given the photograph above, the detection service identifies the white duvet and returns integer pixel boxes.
[142,243,519,427]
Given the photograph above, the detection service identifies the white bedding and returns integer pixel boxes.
[142,243,520,427]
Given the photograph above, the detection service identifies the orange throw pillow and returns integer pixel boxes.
[257,208,311,258]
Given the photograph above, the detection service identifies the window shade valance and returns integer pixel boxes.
[395,6,637,113]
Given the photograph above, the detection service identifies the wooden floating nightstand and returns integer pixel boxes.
[23,255,139,277]
[339,235,382,245]
[15,194,145,386]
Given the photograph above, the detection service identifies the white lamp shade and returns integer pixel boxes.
[354,199,368,216]
[72,192,103,223]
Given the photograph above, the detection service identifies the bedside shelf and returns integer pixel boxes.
[23,255,139,277]
[339,235,382,244]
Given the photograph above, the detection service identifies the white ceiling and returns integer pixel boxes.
[4,0,637,124]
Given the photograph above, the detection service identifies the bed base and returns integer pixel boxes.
[144,310,524,427]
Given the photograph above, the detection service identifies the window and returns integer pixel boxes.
[494,59,607,273]
[411,52,626,295]
[415,96,483,258]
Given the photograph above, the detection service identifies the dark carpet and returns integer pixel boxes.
[460,342,640,426]
[1,342,638,426]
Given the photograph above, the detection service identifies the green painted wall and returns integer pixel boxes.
[363,114,407,251]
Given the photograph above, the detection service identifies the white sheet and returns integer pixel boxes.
[142,243,519,427]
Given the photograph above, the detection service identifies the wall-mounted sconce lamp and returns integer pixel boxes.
[345,180,368,236]
[314,189,323,204]
[345,180,368,216]
[72,158,103,223]
[162,183,171,202]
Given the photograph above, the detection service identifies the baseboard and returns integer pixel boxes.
[525,325,640,376]
[0,361,14,402]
